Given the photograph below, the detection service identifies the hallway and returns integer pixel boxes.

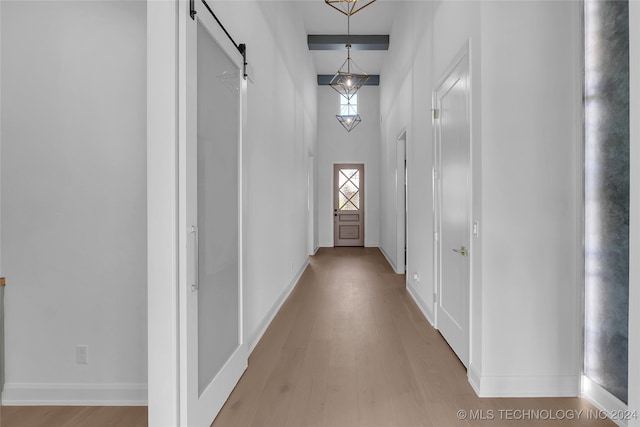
[0,1,638,424]
[211,248,613,427]
[0,248,618,426]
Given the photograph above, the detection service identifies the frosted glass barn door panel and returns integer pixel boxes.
[180,2,246,425]
[196,15,239,397]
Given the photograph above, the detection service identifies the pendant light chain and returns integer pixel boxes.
[327,0,377,132]
[346,14,351,73]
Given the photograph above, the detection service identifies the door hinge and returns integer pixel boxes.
[433,292,438,303]
[434,231,439,242]
[433,168,439,181]
[432,108,439,120]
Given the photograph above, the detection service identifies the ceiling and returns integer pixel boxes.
[295,0,400,75]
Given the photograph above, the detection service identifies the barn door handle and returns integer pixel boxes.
[452,246,468,256]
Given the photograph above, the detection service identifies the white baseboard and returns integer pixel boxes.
[468,363,482,395]
[379,245,398,273]
[247,258,310,354]
[406,282,435,326]
[318,243,381,249]
[1,382,147,406]
[473,374,580,397]
[582,375,629,427]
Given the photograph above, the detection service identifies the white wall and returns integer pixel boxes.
[205,2,318,352]
[390,2,438,319]
[379,73,412,273]
[381,0,582,397]
[317,85,380,247]
[629,3,639,426]
[1,1,147,404]
[379,3,410,275]
[0,0,3,403]
[380,0,482,332]
[478,0,582,395]
[0,0,2,281]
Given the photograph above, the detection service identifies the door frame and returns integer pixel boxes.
[308,153,316,255]
[432,43,473,367]
[333,163,365,247]
[147,1,247,424]
[396,130,407,274]
[179,1,247,425]
[147,1,181,424]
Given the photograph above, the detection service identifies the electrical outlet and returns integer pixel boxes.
[76,345,89,365]
[413,273,420,283]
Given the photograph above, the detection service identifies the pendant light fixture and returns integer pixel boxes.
[336,114,361,132]
[325,0,377,17]
[326,0,375,132]
[329,13,369,101]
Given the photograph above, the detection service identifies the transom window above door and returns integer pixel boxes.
[339,93,358,116]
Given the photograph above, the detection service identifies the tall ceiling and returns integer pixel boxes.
[295,0,401,75]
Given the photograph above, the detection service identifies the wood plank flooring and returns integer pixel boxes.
[1,405,147,427]
[212,247,614,427]
[1,247,615,426]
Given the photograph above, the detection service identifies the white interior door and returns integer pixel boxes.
[180,2,246,425]
[434,50,471,368]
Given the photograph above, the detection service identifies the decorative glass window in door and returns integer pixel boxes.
[338,168,360,210]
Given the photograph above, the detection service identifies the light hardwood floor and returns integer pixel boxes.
[1,405,147,427]
[2,247,615,426]
[212,247,614,427]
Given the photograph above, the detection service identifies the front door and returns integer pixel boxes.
[179,2,247,425]
[334,164,365,246]
[434,49,471,367]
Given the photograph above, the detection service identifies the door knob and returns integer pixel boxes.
[452,246,468,256]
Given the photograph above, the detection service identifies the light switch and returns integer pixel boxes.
[473,221,479,238]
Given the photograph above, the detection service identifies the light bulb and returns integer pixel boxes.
[347,78,352,87]
[347,118,352,123]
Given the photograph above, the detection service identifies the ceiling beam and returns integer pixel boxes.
[308,35,389,51]
[317,75,380,86]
